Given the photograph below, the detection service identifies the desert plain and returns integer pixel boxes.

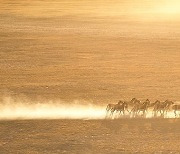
[0,0,180,153]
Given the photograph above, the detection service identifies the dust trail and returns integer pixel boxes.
[0,103,107,120]
[0,97,106,120]
[0,97,179,120]
[0,103,177,120]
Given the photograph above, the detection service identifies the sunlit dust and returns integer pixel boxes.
[155,1,180,15]
[0,103,106,120]
[0,102,179,120]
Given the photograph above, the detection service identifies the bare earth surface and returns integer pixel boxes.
[0,0,180,103]
[0,119,180,153]
[0,1,180,153]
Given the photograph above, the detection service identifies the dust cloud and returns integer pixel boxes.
[0,97,179,120]
[0,97,106,120]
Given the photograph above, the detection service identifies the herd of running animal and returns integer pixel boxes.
[106,98,180,118]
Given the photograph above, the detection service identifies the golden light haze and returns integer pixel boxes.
[0,0,180,103]
[1,1,180,153]
[1,0,180,20]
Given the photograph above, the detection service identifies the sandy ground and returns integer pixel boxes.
[0,0,180,103]
[0,119,180,153]
[0,1,180,153]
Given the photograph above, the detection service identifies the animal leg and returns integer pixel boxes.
[174,110,177,117]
